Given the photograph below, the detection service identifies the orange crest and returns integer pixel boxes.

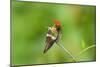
[53,19,61,27]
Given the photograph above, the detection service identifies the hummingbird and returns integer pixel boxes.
[43,19,61,53]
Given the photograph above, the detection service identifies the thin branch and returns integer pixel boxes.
[56,43,77,62]
[76,45,96,57]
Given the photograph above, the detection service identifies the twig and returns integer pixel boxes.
[76,45,96,57]
[56,43,77,62]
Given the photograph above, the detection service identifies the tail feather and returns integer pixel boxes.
[43,41,55,54]
[43,48,47,54]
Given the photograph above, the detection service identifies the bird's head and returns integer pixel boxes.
[53,19,61,28]
[53,19,61,31]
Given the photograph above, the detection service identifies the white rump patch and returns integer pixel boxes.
[47,34,56,40]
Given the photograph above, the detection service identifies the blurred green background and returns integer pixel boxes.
[11,1,96,66]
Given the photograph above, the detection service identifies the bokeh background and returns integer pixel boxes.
[11,1,96,66]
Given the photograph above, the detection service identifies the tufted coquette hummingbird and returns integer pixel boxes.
[43,19,61,53]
